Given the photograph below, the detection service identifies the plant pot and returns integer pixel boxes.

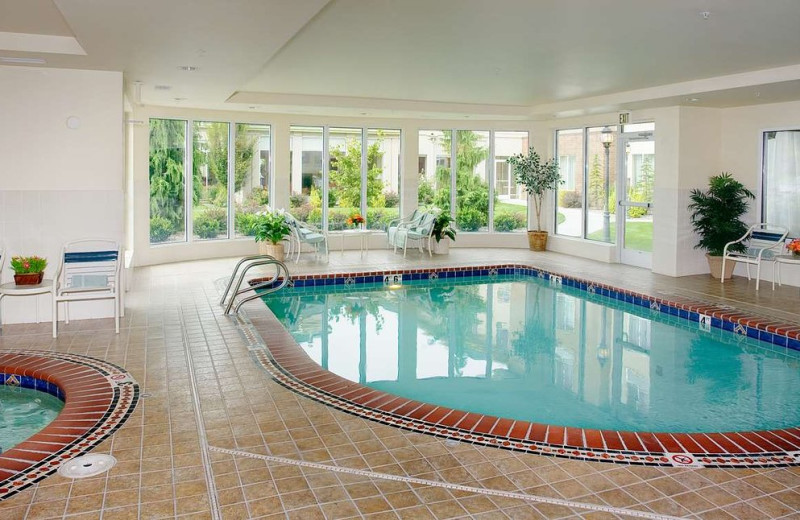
[528,230,548,252]
[431,238,450,255]
[259,242,285,262]
[14,273,44,285]
[706,254,736,280]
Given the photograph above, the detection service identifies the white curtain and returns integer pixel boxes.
[765,130,800,237]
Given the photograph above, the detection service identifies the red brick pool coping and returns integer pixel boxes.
[244,264,800,468]
[0,351,139,501]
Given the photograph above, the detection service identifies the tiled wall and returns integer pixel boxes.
[0,190,123,324]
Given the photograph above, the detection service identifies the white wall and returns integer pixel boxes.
[0,66,123,324]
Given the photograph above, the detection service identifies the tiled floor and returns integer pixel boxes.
[1,247,799,519]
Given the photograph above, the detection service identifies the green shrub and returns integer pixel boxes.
[289,192,306,207]
[194,211,222,239]
[558,190,582,208]
[456,208,485,231]
[235,211,259,236]
[150,216,173,243]
[202,205,228,228]
[494,212,526,232]
[247,187,270,206]
[384,191,399,208]
[418,178,435,206]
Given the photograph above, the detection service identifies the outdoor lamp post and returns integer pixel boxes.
[596,307,609,368]
[601,126,613,242]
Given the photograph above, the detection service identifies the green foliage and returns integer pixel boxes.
[507,147,561,231]
[558,190,582,208]
[149,119,186,235]
[253,210,292,245]
[418,175,435,205]
[456,207,485,231]
[235,212,259,236]
[688,172,755,256]
[194,211,222,239]
[626,156,654,218]
[432,212,457,242]
[10,255,47,274]
[329,137,386,208]
[149,216,174,243]
[383,191,399,208]
[587,154,605,209]
[494,212,526,232]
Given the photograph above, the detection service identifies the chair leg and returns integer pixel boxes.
[52,297,57,338]
[721,257,726,284]
[745,263,751,281]
[115,294,120,333]
[755,262,761,291]
[65,302,70,324]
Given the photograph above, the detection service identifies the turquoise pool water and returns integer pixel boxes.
[0,386,64,453]
[264,275,800,433]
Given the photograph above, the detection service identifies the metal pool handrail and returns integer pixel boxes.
[220,255,291,315]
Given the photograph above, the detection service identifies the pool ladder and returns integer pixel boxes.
[220,255,291,315]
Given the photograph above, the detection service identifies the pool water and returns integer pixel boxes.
[0,385,64,453]
[264,275,800,433]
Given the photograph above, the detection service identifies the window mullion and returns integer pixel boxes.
[488,130,495,232]
[322,125,330,230]
[361,127,368,220]
[228,122,235,239]
[185,119,194,242]
[450,130,457,220]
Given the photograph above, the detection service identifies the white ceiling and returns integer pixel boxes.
[1,0,800,118]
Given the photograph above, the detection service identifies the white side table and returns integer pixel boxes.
[0,279,55,331]
[772,254,800,290]
[339,229,374,256]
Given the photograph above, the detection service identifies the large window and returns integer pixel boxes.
[763,129,800,236]
[149,119,187,243]
[555,127,617,242]
[148,119,271,245]
[290,126,402,231]
[234,123,271,238]
[192,121,229,240]
[418,129,528,232]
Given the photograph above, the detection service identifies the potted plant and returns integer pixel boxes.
[346,213,365,230]
[431,211,457,255]
[11,255,47,285]
[507,147,561,251]
[688,172,755,279]
[254,208,292,261]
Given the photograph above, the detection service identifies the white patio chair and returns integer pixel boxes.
[387,208,422,246]
[393,210,438,257]
[288,218,328,263]
[721,223,789,290]
[52,239,122,337]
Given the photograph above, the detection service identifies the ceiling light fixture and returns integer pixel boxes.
[174,97,187,102]
[154,85,171,91]
[178,65,198,72]
[0,56,46,65]
[700,11,710,20]
[688,98,700,102]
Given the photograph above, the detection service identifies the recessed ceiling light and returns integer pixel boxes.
[178,65,197,72]
[154,85,171,91]
[174,97,187,102]
[0,56,46,64]
[248,106,256,109]
[687,98,700,102]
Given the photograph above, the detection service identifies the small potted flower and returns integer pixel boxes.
[254,208,292,261]
[11,255,47,285]
[346,213,365,230]
[787,238,800,257]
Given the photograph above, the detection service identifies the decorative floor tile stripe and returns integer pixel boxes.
[208,446,681,520]
[241,263,800,468]
[0,350,139,501]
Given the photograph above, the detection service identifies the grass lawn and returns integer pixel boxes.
[586,221,653,251]
[495,201,527,215]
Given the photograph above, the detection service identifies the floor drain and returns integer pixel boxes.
[57,454,117,478]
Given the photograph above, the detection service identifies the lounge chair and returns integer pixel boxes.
[721,223,789,290]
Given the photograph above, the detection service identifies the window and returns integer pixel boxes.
[555,129,584,237]
[234,123,271,238]
[419,129,529,233]
[494,131,529,232]
[192,121,229,240]
[149,119,273,245]
[555,126,618,242]
[289,126,324,227]
[149,119,187,244]
[291,126,402,232]
[762,129,800,236]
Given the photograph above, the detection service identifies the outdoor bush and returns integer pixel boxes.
[194,211,222,239]
[456,207,485,231]
[235,211,259,236]
[248,187,270,206]
[150,216,173,243]
[494,212,526,232]
[202,205,228,228]
[327,211,350,231]
[383,191,399,208]
[418,178,435,206]
[289,192,306,207]
[558,190,582,208]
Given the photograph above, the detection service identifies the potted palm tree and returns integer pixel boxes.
[254,208,292,261]
[507,147,561,251]
[688,172,755,279]
[431,212,457,255]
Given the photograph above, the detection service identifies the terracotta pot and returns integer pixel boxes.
[14,272,44,285]
[528,231,548,252]
[258,242,285,262]
[706,254,736,280]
